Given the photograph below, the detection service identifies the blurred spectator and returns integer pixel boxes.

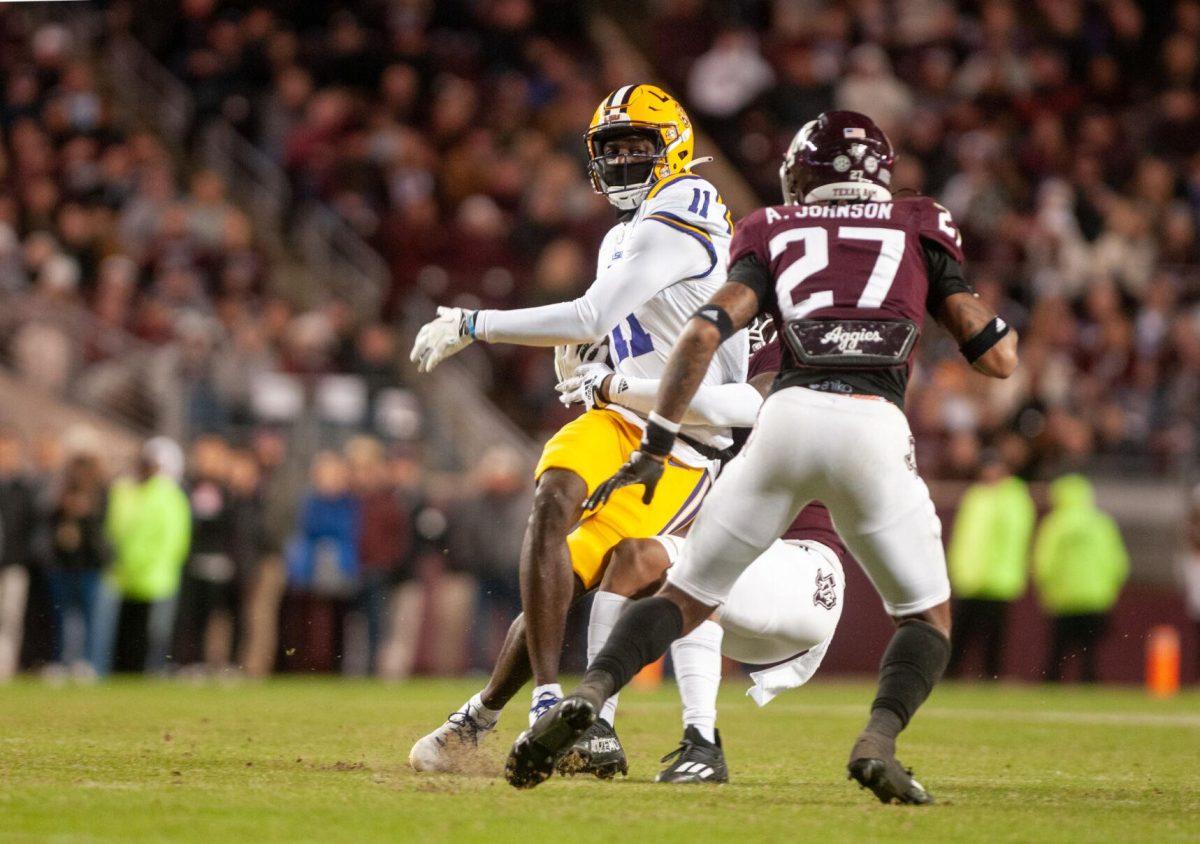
[374,448,428,681]
[0,429,34,680]
[22,431,68,669]
[1181,483,1200,681]
[286,451,359,594]
[346,435,409,674]
[173,436,238,672]
[225,447,266,669]
[283,450,359,672]
[45,450,110,679]
[687,29,775,119]
[946,451,1036,680]
[240,429,294,677]
[834,44,913,138]
[95,437,191,675]
[448,446,528,671]
[1034,474,1130,682]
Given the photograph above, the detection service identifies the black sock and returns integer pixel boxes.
[867,619,951,741]
[580,596,684,703]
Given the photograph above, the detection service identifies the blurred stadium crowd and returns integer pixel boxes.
[0,425,531,680]
[0,0,1199,680]
[118,0,1200,479]
[4,1,1200,469]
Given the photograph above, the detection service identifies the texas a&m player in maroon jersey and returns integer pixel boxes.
[508,111,1018,804]
[556,331,848,784]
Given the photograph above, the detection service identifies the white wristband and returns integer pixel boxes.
[647,411,682,434]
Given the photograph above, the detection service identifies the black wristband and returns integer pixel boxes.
[691,304,735,341]
[960,316,1010,364]
[642,417,677,458]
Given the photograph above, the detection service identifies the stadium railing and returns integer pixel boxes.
[101,23,537,469]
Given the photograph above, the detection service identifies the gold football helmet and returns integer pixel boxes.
[585,84,694,211]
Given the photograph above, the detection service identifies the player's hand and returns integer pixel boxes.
[410,307,476,373]
[585,450,666,509]
[556,362,614,411]
[553,340,609,383]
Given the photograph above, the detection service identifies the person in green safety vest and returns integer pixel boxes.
[92,437,191,676]
[946,451,1036,679]
[1033,473,1129,682]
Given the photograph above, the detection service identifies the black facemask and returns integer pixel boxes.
[592,153,657,190]
[588,128,664,192]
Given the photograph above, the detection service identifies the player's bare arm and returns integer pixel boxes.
[585,282,759,509]
[937,292,1019,379]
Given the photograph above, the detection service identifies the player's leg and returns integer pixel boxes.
[507,395,810,788]
[557,536,674,779]
[519,467,588,713]
[520,410,706,707]
[592,536,676,722]
[414,411,704,775]
[410,581,589,772]
[654,619,727,784]
[409,456,586,773]
[818,399,951,805]
[600,534,732,785]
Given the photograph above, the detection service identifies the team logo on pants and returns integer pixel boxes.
[813,569,838,610]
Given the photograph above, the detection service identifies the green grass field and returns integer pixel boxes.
[1,677,1197,842]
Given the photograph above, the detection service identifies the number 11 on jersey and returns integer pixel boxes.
[612,314,653,362]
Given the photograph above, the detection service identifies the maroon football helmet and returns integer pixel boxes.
[779,110,895,204]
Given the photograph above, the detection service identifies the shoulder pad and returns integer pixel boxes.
[727,207,771,266]
[640,174,730,239]
[643,173,717,207]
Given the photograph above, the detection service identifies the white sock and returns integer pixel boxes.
[462,692,500,728]
[672,620,723,743]
[588,590,628,726]
[530,683,563,725]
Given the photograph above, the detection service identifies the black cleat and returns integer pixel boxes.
[556,719,628,780]
[505,695,597,789]
[847,756,934,805]
[655,726,729,784]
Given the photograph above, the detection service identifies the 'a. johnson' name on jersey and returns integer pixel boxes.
[729,196,966,405]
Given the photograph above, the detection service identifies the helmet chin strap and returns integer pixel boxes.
[804,182,893,203]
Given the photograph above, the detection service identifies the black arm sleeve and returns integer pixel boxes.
[727,253,773,312]
[922,239,973,315]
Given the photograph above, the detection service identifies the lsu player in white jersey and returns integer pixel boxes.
[408,84,747,774]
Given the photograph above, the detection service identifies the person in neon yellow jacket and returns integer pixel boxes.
[93,438,191,676]
[1033,474,1129,682]
[946,453,1036,679]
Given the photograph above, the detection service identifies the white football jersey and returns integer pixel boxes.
[596,174,748,465]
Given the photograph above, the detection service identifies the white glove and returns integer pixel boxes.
[556,361,616,411]
[553,340,609,383]
[410,306,476,373]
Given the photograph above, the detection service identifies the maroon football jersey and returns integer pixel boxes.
[746,340,850,563]
[730,196,965,405]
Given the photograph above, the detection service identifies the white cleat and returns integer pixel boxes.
[529,691,560,727]
[409,711,496,773]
